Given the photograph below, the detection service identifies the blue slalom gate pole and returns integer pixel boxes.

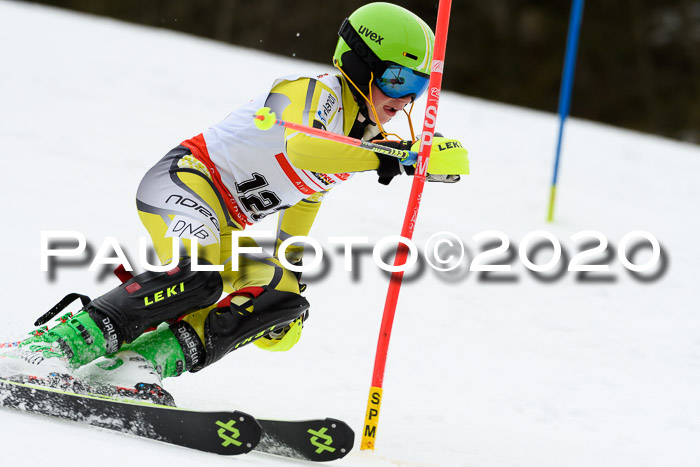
[547,0,585,222]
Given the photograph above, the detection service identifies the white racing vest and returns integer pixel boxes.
[183,73,354,225]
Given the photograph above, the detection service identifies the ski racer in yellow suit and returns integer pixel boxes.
[0,2,469,404]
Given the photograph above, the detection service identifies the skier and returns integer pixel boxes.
[0,2,468,404]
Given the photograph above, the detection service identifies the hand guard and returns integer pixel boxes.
[410,137,469,182]
[374,137,468,185]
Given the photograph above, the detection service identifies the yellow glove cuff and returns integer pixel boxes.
[411,137,470,175]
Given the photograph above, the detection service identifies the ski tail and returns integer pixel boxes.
[0,377,261,455]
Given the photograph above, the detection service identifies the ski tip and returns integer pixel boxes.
[307,417,355,461]
[256,416,355,461]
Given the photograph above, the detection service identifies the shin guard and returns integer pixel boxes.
[86,257,223,349]
[199,286,309,370]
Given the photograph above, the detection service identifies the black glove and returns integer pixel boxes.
[374,140,415,185]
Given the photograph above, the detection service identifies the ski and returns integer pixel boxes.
[0,377,261,455]
[0,376,355,461]
[257,417,355,462]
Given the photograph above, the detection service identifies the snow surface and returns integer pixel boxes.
[1,1,700,466]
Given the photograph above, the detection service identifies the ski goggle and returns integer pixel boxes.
[375,63,430,100]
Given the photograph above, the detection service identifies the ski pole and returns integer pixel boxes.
[360,0,453,451]
[253,107,418,165]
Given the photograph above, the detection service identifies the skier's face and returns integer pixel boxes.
[368,84,413,125]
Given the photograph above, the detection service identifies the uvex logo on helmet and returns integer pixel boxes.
[357,25,384,44]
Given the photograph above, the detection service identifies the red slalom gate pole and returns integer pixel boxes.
[361,0,453,451]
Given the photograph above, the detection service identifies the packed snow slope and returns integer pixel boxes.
[1,2,699,466]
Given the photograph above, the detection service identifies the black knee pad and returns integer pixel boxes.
[87,257,223,349]
[199,286,309,369]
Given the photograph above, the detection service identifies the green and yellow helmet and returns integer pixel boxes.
[333,2,435,100]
